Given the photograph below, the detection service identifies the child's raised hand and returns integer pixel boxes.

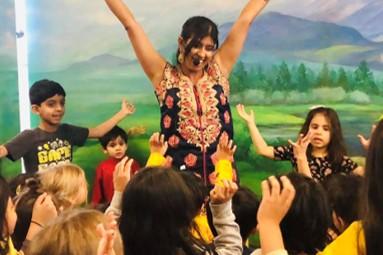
[210,179,238,204]
[31,193,58,227]
[288,132,312,159]
[121,98,135,116]
[113,157,133,192]
[236,104,255,124]
[257,176,295,225]
[97,211,118,255]
[357,124,376,151]
[211,134,236,163]
[149,132,168,155]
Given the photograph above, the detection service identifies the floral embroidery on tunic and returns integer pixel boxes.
[156,62,229,150]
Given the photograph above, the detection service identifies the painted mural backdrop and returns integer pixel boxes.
[1,0,382,190]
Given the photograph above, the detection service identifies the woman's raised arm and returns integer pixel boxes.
[215,0,269,76]
[105,0,167,86]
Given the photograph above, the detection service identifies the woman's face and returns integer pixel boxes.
[180,36,216,72]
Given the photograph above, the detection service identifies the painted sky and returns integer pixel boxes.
[0,0,381,71]
[0,0,16,56]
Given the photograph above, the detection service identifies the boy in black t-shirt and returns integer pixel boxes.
[0,79,135,173]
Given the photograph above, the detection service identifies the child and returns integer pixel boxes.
[12,163,88,249]
[322,174,362,238]
[236,104,363,181]
[261,119,383,255]
[105,133,242,255]
[255,173,331,255]
[119,167,241,255]
[0,79,135,173]
[25,208,123,255]
[0,176,57,255]
[232,186,260,255]
[91,126,140,208]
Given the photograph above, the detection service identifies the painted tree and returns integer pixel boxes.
[296,63,309,91]
[230,61,249,94]
[275,61,291,91]
[336,67,349,91]
[316,62,332,88]
[354,61,379,94]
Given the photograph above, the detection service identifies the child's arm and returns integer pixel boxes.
[24,193,58,243]
[146,132,171,167]
[352,166,364,176]
[357,124,376,151]
[209,180,242,255]
[236,104,274,159]
[0,145,8,158]
[257,176,295,255]
[88,99,135,138]
[91,165,104,206]
[212,135,237,186]
[105,157,133,217]
[288,133,313,178]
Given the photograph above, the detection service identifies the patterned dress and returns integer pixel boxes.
[273,144,358,182]
[155,62,236,185]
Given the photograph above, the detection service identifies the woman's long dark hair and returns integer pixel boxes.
[119,167,210,255]
[299,107,346,172]
[362,119,383,254]
[0,176,12,255]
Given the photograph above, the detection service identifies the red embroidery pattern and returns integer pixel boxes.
[165,95,174,109]
[184,153,198,167]
[163,115,172,129]
[224,111,231,124]
[157,62,230,150]
[168,135,180,148]
[220,93,227,105]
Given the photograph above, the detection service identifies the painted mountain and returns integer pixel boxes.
[218,11,383,70]
[275,0,383,42]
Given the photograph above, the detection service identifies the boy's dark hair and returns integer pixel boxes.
[29,79,66,105]
[232,186,260,242]
[281,172,332,254]
[322,174,362,230]
[98,126,128,149]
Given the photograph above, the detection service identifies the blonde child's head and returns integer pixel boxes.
[26,208,123,255]
[38,163,88,209]
[11,163,88,249]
